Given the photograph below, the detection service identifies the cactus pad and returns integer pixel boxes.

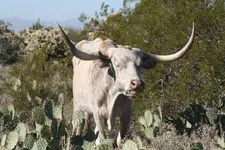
[123,140,139,150]
[144,110,153,127]
[6,131,19,150]
[15,122,26,142]
[72,110,84,129]
[32,107,46,125]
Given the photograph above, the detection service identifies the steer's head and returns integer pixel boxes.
[56,23,194,98]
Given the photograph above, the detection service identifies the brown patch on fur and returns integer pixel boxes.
[99,39,117,57]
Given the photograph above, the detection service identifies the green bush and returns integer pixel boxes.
[2,44,73,113]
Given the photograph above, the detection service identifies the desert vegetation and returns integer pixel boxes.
[0,0,225,149]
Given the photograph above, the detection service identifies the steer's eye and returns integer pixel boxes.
[116,63,125,69]
[116,64,122,68]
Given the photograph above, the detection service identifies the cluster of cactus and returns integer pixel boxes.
[0,93,85,150]
[0,22,12,33]
[18,27,69,59]
[166,97,225,134]
[0,31,24,64]
[0,94,116,150]
[138,107,162,139]
[0,26,71,65]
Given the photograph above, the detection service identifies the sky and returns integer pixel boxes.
[1,0,123,21]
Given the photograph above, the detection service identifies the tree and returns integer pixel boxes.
[78,0,225,117]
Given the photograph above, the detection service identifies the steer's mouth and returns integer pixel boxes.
[124,89,142,99]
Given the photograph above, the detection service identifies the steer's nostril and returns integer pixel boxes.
[130,79,144,90]
[131,80,136,87]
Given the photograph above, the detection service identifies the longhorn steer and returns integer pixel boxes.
[56,22,195,146]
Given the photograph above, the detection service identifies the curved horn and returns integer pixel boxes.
[144,22,195,63]
[56,22,104,60]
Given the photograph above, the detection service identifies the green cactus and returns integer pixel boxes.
[153,114,161,127]
[0,107,9,117]
[206,107,218,124]
[24,134,36,149]
[97,144,113,150]
[96,139,114,150]
[82,141,95,150]
[51,118,58,138]
[1,134,7,146]
[44,100,53,120]
[6,131,19,150]
[32,107,46,125]
[52,106,63,120]
[58,119,67,137]
[72,110,85,129]
[15,122,26,142]
[31,142,38,150]
[41,125,52,140]
[138,116,147,128]
[74,145,84,150]
[134,136,146,150]
[35,122,44,134]
[144,110,153,127]
[49,138,60,150]
[138,110,160,139]
[144,127,154,139]
[36,137,48,150]
[217,136,225,148]
[123,140,139,150]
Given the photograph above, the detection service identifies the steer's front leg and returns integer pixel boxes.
[93,113,106,145]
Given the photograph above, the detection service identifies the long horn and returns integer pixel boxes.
[144,22,195,63]
[56,22,102,60]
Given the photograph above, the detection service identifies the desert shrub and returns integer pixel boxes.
[79,0,225,118]
[2,44,73,113]
[0,31,24,64]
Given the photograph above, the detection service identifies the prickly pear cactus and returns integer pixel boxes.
[35,122,44,134]
[217,137,225,148]
[6,131,19,150]
[24,134,36,149]
[72,110,84,129]
[52,105,63,120]
[134,136,146,150]
[206,107,218,124]
[96,139,114,150]
[138,116,147,128]
[153,114,161,127]
[36,137,48,150]
[7,104,15,120]
[82,141,95,150]
[138,110,163,139]
[1,134,7,146]
[15,122,26,142]
[32,107,46,125]
[145,127,154,139]
[44,100,53,120]
[144,110,153,127]
[58,119,67,137]
[97,144,113,150]
[0,107,9,116]
[74,145,84,150]
[123,140,139,150]
[31,142,38,150]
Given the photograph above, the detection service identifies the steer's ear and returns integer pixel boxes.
[132,48,157,69]
[141,55,157,69]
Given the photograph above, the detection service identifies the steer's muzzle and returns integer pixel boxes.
[130,79,144,91]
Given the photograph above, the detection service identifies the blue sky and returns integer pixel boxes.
[1,0,123,21]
